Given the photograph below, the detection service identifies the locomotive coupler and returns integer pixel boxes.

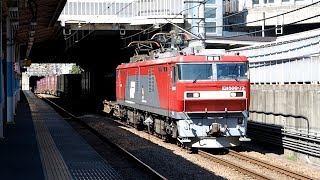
[208,123,221,136]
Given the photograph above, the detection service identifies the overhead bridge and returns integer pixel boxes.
[58,0,184,49]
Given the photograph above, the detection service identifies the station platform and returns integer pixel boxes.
[0,91,122,180]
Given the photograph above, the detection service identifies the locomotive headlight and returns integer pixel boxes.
[193,92,200,98]
[230,92,243,97]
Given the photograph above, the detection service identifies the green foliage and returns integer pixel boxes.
[286,154,297,161]
[70,65,82,74]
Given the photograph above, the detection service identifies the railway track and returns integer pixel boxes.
[106,113,313,179]
[227,149,312,180]
[198,149,313,180]
[82,110,315,179]
[198,150,271,180]
[38,95,167,180]
[37,94,316,180]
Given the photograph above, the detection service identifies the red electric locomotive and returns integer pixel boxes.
[107,31,251,148]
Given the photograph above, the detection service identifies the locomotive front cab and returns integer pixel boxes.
[172,60,250,112]
[170,56,251,148]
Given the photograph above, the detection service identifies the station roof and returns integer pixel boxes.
[2,0,67,62]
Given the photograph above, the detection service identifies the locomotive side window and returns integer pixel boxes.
[172,66,177,84]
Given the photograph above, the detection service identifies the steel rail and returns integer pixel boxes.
[37,94,168,180]
[198,150,271,180]
[228,149,313,180]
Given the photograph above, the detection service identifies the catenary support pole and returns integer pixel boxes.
[198,0,206,43]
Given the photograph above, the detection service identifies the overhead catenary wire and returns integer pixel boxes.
[65,0,320,49]
[119,0,212,50]
[205,0,320,28]
[100,0,117,16]
[124,0,320,42]
[66,0,202,49]
[227,13,320,37]
[120,0,210,40]
[64,0,254,45]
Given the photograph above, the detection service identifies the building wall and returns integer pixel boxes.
[205,0,223,36]
[250,84,320,164]
[250,84,320,133]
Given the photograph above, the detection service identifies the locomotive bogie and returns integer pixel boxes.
[154,118,167,135]
[125,108,145,130]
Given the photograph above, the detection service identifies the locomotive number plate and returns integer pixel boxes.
[222,86,245,91]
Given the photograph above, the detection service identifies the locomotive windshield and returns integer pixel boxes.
[178,64,212,81]
[216,63,248,80]
[177,63,248,81]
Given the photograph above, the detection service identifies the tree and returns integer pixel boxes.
[70,65,82,74]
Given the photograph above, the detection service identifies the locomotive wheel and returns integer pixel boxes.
[185,147,197,154]
[176,140,182,147]
[190,147,198,154]
[164,135,173,143]
[134,123,144,131]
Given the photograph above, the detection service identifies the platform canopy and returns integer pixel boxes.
[2,0,67,63]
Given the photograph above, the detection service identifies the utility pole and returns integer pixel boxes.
[186,0,206,48]
[198,0,206,42]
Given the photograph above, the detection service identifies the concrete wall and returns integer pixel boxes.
[250,84,320,133]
